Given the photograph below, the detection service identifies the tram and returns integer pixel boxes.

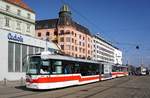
[25,51,128,89]
[111,65,128,78]
[26,51,101,89]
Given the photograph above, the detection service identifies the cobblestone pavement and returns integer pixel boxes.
[0,76,150,98]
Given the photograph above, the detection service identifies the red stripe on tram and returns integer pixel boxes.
[30,75,100,83]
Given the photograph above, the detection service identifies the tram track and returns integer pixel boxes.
[52,77,132,98]
[82,77,132,98]
[6,77,131,98]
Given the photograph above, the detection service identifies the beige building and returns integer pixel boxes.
[0,0,35,36]
[36,5,93,59]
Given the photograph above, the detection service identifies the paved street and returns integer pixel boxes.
[0,76,150,98]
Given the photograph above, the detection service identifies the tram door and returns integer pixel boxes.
[102,63,112,79]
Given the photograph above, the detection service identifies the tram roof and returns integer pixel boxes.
[45,54,100,64]
[31,53,100,64]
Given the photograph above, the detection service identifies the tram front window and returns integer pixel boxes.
[40,60,50,74]
[27,56,40,74]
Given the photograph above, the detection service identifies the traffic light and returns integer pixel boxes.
[136,45,139,49]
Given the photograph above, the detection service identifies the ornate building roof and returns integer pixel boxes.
[36,4,91,35]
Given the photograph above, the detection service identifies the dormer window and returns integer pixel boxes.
[17,9,21,16]
[6,5,10,11]
[27,13,31,19]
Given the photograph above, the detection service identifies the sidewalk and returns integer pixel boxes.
[0,79,25,88]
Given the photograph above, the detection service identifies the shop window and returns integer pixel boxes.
[29,46,33,55]
[22,44,27,72]
[8,42,14,72]
[15,43,21,72]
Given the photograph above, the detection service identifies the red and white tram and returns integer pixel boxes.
[26,52,128,90]
[26,52,101,89]
[111,65,128,78]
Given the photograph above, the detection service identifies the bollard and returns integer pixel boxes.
[20,77,24,86]
[4,78,7,86]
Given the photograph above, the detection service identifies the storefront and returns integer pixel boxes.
[0,29,59,80]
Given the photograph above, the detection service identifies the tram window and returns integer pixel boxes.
[40,60,50,74]
[51,60,62,74]
[27,56,40,74]
[79,63,99,76]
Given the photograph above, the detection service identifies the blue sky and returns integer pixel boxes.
[23,0,150,67]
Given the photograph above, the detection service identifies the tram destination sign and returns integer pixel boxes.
[8,33,23,42]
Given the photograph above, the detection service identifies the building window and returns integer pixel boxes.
[88,44,90,48]
[83,49,85,53]
[79,41,82,46]
[75,47,78,51]
[5,17,10,27]
[38,32,41,37]
[66,45,70,50]
[60,30,64,35]
[6,5,10,11]
[72,38,74,43]
[16,21,21,30]
[83,43,85,47]
[72,46,74,50]
[66,37,70,42]
[79,35,81,39]
[75,33,76,37]
[83,37,85,40]
[60,37,64,42]
[60,45,64,50]
[27,13,31,19]
[79,48,82,52]
[65,30,70,34]
[88,50,90,54]
[26,24,31,32]
[17,9,21,16]
[72,31,74,35]
[46,32,50,36]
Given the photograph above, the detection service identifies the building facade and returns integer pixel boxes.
[92,35,122,65]
[0,0,59,80]
[36,5,93,59]
[0,0,35,36]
